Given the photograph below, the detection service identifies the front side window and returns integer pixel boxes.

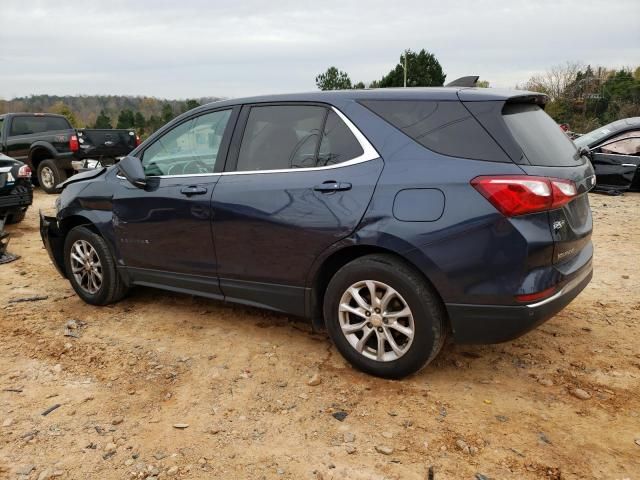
[142,109,231,176]
[600,130,640,155]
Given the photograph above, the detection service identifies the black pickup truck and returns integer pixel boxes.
[0,113,139,193]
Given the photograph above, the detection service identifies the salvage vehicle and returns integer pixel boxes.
[0,113,139,193]
[41,87,595,378]
[574,117,640,192]
[0,153,32,224]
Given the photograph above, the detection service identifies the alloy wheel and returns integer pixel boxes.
[40,166,55,189]
[69,239,103,294]
[338,280,415,362]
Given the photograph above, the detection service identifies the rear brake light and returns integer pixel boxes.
[135,134,141,147]
[515,286,557,303]
[69,134,79,152]
[471,175,577,217]
[17,165,32,178]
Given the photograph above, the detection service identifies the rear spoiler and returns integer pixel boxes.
[446,76,479,87]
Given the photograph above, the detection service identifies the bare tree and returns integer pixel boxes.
[520,61,584,100]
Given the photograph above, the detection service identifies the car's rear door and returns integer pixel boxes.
[211,103,383,315]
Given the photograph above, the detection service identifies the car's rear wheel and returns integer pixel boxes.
[64,226,128,305]
[37,159,67,194]
[323,254,446,378]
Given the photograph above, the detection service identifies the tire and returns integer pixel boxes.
[64,226,128,305]
[6,210,26,224]
[323,254,447,379]
[37,159,68,194]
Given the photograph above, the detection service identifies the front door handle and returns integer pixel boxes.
[313,181,352,193]
[180,185,208,196]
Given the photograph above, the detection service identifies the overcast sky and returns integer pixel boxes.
[1,0,638,100]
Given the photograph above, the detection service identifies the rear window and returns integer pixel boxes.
[360,100,510,162]
[502,104,579,166]
[9,116,70,136]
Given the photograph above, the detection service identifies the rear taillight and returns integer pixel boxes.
[471,175,577,217]
[17,165,32,178]
[135,134,141,147]
[69,134,79,152]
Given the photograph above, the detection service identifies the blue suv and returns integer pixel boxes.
[40,88,594,378]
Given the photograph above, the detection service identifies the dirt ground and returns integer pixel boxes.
[0,190,638,480]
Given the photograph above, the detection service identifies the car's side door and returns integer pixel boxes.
[112,107,238,298]
[592,130,640,190]
[211,103,383,315]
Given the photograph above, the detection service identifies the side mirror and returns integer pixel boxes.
[117,156,146,188]
[578,146,592,160]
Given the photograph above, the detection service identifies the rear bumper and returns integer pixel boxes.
[39,211,66,277]
[446,259,592,344]
[0,190,33,212]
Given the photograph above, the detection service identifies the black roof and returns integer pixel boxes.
[0,112,67,119]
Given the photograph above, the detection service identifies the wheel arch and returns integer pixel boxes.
[307,243,447,332]
[56,213,122,276]
[29,144,56,171]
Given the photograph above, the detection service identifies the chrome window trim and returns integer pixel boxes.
[133,106,380,180]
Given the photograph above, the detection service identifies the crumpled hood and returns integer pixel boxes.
[57,166,107,189]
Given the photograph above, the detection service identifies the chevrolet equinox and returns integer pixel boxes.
[41,88,594,378]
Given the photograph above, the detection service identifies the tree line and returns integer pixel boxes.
[0,95,219,138]
[519,63,640,133]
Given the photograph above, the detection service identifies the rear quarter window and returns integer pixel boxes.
[360,100,510,162]
[502,104,580,166]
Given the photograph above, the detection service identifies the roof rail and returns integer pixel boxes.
[445,76,480,87]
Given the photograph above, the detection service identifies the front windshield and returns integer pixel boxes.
[574,123,617,148]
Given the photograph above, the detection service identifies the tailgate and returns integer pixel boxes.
[500,102,595,264]
[78,129,137,158]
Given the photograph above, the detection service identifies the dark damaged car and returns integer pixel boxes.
[0,153,33,224]
[574,117,640,192]
[41,87,594,378]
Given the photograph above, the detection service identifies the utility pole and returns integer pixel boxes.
[403,52,408,88]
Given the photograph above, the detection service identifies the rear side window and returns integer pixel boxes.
[237,106,326,171]
[317,111,363,167]
[9,116,70,136]
[360,100,509,162]
[502,104,579,166]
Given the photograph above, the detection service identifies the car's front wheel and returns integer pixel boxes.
[323,254,447,378]
[64,226,128,305]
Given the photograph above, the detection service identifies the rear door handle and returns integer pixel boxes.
[180,185,208,196]
[313,181,352,192]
